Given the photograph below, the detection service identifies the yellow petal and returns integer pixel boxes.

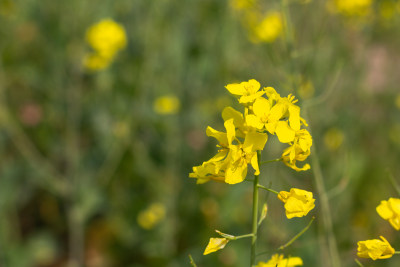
[276,121,295,143]
[225,83,246,96]
[222,106,245,127]
[203,238,229,255]
[246,114,264,129]
[244,132,268,151]
[253,97,271,118]
[206,126,228,146]
[224,119,235,145]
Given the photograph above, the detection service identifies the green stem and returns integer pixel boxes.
[394,251,400,254]
[188,254,198,267]
[278,216,315,250]
[250,151,261,266]
[257,184,279,194]
[354,259,364,267]
[260,158,282,165]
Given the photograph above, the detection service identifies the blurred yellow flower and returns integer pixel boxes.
[137,203,166,230]
[357,236,395,260]
[376,198,400,230]
[230,0,255,10]
[395,94,400,110]
[257,254,303,267]
[203,238,229,255]
[323,127,344,151]
[225,79,264,104]
[278,188,315,219]
[252,12,283,43]
[86,18,127,57]
[331,0,372,17]
[153,95,181,115]
[83,53,111,71]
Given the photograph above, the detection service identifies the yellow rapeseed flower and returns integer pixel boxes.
[252,12,283,43]
[257,254,303,267]
[376,198,400,230]
[357,236,395,260]
[203,238,229,255]
[331,0,372,17]
[137,203,166,230]
[225,79,264,104]
[86,18,127,57]
[281,129,312,171]
[153,96,181,115]
[278,188,315,219]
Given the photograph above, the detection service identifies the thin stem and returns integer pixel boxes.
[260,158,282,165]
[394,251,400,254]
[188,254,198,267]
[386,169,400,197]
[354,259,364,267]
[257,184,279,195]
[250,151,262,266]
[235,233,254,240]
[278,216,315,250]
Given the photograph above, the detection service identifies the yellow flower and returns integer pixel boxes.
[281,129,312,171]
[331,0,372,17]
[252,12,283,43]
[376,198,400,230]
[278,188,315,219]
[257,254,303,267]
[137,203,166,230]
[203,238,229,255]
[225,79,265,104]
[357,236,395,260]
[323,127,344,151]
[86,18,127,58]
[83,53,112,71]
[225,131,268,184]
[153,96,180,115]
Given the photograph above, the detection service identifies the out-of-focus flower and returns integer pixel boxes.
[137,203,166,230]
[225,79,264,104]
[251,12,283,43]
[153,95,181,115]
[376,198,400,230]
[323,127,344,151]
[278,188,315,219]
[395,94,400,110]
[84,19,127,71]
[257,254,303,266]
[357,236,395,260]
[329,0,372,17]
[230,0,256,10]
[86,19,127,57]
[203,238,229,255]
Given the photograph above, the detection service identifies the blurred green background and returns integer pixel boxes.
[1,0,400,266]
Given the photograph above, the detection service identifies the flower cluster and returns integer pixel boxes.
[83,19,127,71]
[357,197,400,261]
[190,79,312,185]
[230,0,283,43]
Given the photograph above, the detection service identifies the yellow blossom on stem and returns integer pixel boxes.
[252,12,283,43]
[376,198,400,230]
[257,254,303,267]
[278,188,315,219]
[281,129,312,171]
[225,131,268,184]
[357,236,395,260]
[203,238,229,255]
[137,203,166,230]
[189,160,227,184]
[225,79,264,104]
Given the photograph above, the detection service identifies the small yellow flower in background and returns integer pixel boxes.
[330,0,372,17]
[252,12,283,43]
[203,238,229,255]
[225,79,264,104]
[153,95,181,115]
[257,254,303,267]
[230,0,256,10]
[278,188,315,219]
[357,236,395,260]
[376,198,400,230]
[395,94,400,110]
[84,18,127,71]
[137,203,166,230]
[86,19,127,57]
[323,127,344,151]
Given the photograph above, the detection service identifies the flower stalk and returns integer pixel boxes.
[250,150,262,266]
